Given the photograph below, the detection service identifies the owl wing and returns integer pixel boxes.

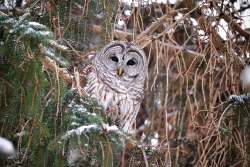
[118,99,141,133]
[74,53,96,89]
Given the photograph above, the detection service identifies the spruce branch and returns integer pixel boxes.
[0,12,69,67]
[43,56,73,84]
[229,93,250,105]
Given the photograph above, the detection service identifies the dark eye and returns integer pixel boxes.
[110,55,118,62]
[127,59,136,66]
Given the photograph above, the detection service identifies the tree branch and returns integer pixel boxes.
[43,57,73,84]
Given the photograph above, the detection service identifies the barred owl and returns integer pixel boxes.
[83,41,148,133]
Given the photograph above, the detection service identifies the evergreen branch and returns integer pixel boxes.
[39,44,69,67]
[1,12,69,67]
[61,124,125,141]
[43,56,73,84]
[62,124,99,140]
[13,12,30,28]
[47,39,68,51]
[229,93,250,105]
[27,22,48,30]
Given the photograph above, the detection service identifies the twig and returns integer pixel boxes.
[140,147,149,167]
[157,40,205,57]
[221,13,250,39]
[0,11,8,16]
[43,57,73,84]
[213,3,250,40]
[90,25,133,40]
[136,14,169,40]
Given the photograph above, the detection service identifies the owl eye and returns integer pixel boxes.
[110,55,119,62]
[127,59,137,66]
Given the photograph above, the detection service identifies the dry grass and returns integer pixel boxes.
[42,0,250,166]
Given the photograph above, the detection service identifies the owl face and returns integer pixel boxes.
[94,41,148,86]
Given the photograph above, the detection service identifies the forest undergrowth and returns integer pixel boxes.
[0,0,250,166]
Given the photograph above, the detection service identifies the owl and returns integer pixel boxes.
[83,41,148,133]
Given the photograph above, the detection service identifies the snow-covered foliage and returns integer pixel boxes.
[229,93,250,104]
[0,12,69,67]
[1,0,250,166]
[57,90,127,166]
[120,0,177,6]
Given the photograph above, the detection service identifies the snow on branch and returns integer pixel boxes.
[62,124,99,140]
[229,93,250,105]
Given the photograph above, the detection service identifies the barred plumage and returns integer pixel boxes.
[83,41,148,133]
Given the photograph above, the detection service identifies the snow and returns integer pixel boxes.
[91,113,97,116]
[234,1,241,10]
[48,40,68,51]
[202,8,218,17]
[229,93,250,104]
[241,9,250,29]
[240,65,250,91]
[190,18,198,27]
[217,19,228,40]
[168,0,177,4]
[6,0,27,8]
[141,133,146,141]
[118,19,125,26]
[102,124,119,131]
[0,137,15,155]
[4,0,16,9]
[144,119,151,126]
[39,44,55,57]
[39,31,53,37]
[3,18,16,25]
[71,122,80,126]
[62,124,123,141]
[23,27,36,35]
[211,21,217,27]
[124,10,131,16]
[16,130,26,137]
[70,115,79,120]
[150,132,159,148]
[70,103,87,113]
[198,30,205,36]
[174,13,184,21]
[120,0,177,6]
[150,138,158,147]
[154,132,159,138]
[120,0,250,38]
[62,124,99,139]
[28,22,47,30]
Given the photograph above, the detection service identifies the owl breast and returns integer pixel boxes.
[84,68,143,132]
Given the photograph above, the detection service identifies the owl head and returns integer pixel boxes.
[94,41,148,90]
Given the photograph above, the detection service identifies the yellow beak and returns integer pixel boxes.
[117,68,124,76]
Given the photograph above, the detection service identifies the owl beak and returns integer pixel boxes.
[117,68,124,76]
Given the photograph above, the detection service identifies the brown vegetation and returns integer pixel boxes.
[6,0,250,166]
